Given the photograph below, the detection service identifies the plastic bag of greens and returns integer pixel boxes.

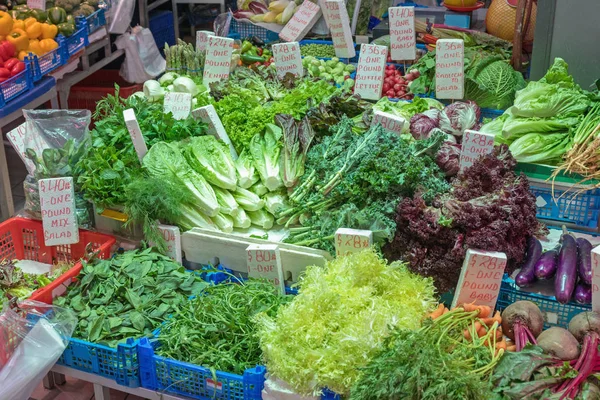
[0,301,77,400]
[17,110,93,228]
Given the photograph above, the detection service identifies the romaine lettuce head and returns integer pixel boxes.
[213,213,234,233]
[235,149,259,189]
[178,204,217,231]
[233,187,265,212]
[186,136,238,191]
[501,115,580,141]
[508,132,572,165]
[213,187,240,217]
[249,125,283,191]
[232,208,252,229]
[247,208,274,230]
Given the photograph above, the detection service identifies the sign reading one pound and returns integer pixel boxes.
[272,42,303,78]
[435,39,464,99]
[39,177,79,246]
[388,6,416,61]
[203,36,234,88]
[246,244,285,294]
[354,43,387,101]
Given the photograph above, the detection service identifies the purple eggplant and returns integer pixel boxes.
[515,237,542,287]
[534,245,560,280]
[576,238,593,285]
[555,233,578,304]
[574,282,592,304]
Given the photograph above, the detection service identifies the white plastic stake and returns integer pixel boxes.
[388,6,416,61]
[163,92,192,120]
[203,36,234,88]
[158,224,182,263]
[452,249,507,309]
[371,110,405,135]
[246,244,285,294]
[334,228,373,257]
[195,30,214,52]
[323,0,356,59]
[354,43,387,100]
[279,0,322,42]
[435,39,464,99]
[459,129,495,171]
[591,245,600,313]
[191,105,238,160]
[272,42,303,79]
[123,109,148,161]
[39,177,79,246]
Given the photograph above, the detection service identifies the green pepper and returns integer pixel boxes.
[240,54,265,65]
[30,8,47,22]
[262,49,271,57]
[247,47,257,56]
[241,40,252,53]
[66,14,75,25]
[47,6,66,24]
[57,22,74,37]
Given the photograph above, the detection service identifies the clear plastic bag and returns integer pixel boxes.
[0,301,77,400]
[262,377,320,400]
[115,26,166,83]
[108,0,135,34]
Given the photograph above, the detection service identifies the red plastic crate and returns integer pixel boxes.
[67,69,143,113]
[0,217,116,304]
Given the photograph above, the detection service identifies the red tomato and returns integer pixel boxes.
[383,83,390,92]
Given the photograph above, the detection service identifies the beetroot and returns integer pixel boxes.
[501,301,544,351]
[537,327,580,361]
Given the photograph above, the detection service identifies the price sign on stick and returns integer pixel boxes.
[279,0,322,42]
[435,39,464,99]
[354,43,387,100]
[163,92,192,120]
[371,110,405,135]
[39,177,79,246]
[459,130,495,171]
[196,30,214,52]
[158,224,182,263]
[323,0,356,59]
[123,109,148,161]
[203,36,234,89]
[246,244,285,294]
[335,228,373,257]
[591,245,600,313]
[191,105,238,160]
[389,6,416,61]
[272,42,303,79]
[452,249,507,309]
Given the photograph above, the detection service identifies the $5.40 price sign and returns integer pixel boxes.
[335,228,373,257]
[246,244,285,294]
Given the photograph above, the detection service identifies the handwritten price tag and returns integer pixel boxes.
[452,249,507,309]
[164,92,192,120]
[123,109,148,161]
[371,110,405,135]
[272,42,303,79]
[591,246,600,313]
[354,43,387,100]
[246,244,285,294]
[323,0,356,59]
[191,105,237,160]
[39,177,79,246]
[459,129,495,171]
[196,30,214,52]
[27,0,45,10]
[389,6,416,61]
[203,36,234,89]
[279,0,322,42]
[6,122,48,174]
[435,39,464,99]
[335,228,373,257]
[157,224,182,263]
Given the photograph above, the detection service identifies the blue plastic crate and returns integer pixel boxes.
[62,19,89,58]
[150,10,176,52]
[138,337,266,400]
[481,107,505,121]
[0,63,34,107]
[29,41,67,82]
[57,337,140,387]
[229,18,279,44]
[86,8,107,35]
[497,275,591,329]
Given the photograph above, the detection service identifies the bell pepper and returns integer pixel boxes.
[0,41,16,61]
[40,23,57,39]
[17,50,27,61]
[13,6,31,20]
[7,29,29,52]
[0,67,10,82]
[25,21,41,39]
[66,15,75,25]
[12,20,25,31]
[47,7,66,25]
[39,38,57,52]
[57,22,73,37]
[0,11,12,36]
[6,59,25,76]
[28,38,43,55]
[29,9,47,23]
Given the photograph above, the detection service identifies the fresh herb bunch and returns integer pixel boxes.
[54,249,209,347]
[157,277,291,375]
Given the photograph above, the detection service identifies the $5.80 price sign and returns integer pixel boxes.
[335,228,373,257]
[246,244,285,294]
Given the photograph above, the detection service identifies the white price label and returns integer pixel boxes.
[452,249,507,309]
[591,245,600,313]
[279,0,322,42]
[158,224,182,263]
[354,43,387,100]
[123,109,148,161]
[323,0,356,58]
[196,30,214,52]
[435,39,464,99]
[39,177,79,246]
[459,129,495,171]
[335,228,373,257]
[388,6,416,61]
[246,244,285,294]
[27,0,45,10]
[371,110,405,135]
[272,42,303,79]
[163,92,192,120]
[191,105,238,160]
[203,36,234,89]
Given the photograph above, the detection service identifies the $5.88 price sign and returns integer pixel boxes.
[335,228,373,257]
[246,244,285,294]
